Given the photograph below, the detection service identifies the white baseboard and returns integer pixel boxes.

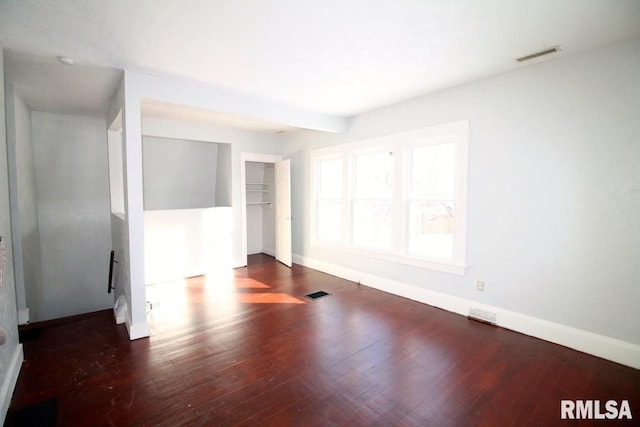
[293,254,640,370]
[262,247,275,257]
[125,311,150,341]
[0,344,24,424]
[17,309,29,326]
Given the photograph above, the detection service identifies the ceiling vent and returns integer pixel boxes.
[515,46,560,63]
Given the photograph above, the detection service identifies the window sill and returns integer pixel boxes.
[311,239,467,276]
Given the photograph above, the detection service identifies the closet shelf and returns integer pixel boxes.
[246,181,270,205]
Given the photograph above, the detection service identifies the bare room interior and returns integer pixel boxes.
[0,1,639,425]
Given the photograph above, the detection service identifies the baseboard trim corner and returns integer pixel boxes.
[262,247,276,257]
[125,312,150,341]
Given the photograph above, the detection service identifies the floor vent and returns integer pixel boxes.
[468,307,497,325]
[305,291,330,300]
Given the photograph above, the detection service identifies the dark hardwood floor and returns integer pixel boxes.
[7,254,640,426]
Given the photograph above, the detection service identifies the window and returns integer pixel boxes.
[312,120,468,275]
[408,142,456,260]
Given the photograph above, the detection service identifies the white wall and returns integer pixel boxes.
[144,207,233,284]
[111,75,149,340]
[142,136,219,210]
[31,112,114,321]
[0,45,24,425]
[106,91,131,331]
[107,128,125,216]
[6,87,43,323]
[283,40,640,360]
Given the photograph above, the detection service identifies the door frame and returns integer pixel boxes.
[240,152,283,266]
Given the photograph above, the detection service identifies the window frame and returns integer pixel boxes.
[310,120,468,276]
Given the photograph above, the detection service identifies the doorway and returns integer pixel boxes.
[245,161,275,259]
[240,153,291,267]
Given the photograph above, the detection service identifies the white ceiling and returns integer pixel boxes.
[1,0,639,129]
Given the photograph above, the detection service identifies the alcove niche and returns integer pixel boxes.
[141,135,232,284]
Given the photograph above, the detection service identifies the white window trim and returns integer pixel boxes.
[310,120,469,276]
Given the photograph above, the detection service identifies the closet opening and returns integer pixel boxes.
[240,153,291,268]
[245,161,276,264]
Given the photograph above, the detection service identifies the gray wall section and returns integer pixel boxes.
[215,143,232,207]
[142,136,219,210]
[0,46,21,420]
[13,92,43,321]
[31,112,114,321]
[246,162,265,254]
[4,83,26,317]
[283,39,640,346]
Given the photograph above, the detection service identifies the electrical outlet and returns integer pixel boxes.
[476,280,485,291]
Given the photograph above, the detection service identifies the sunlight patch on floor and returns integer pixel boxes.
[146,266,307,312]
[234,278,271,289]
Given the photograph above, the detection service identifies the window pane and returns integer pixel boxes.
[317,200,342,242]
[318,158,342,198]
[353,200,392,250]
[408,201,454,259]
[411,143,455,199]
[354,151,393,198]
